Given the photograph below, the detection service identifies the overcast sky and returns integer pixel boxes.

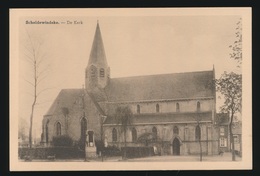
[18,13,242,138]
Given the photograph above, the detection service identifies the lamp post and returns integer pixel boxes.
[80,86,88,161]
[100,114,107,162]
[196,113,202,162]
[85,130,88,161]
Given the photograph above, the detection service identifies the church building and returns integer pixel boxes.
[41,22,219,156]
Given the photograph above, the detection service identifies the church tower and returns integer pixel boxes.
[85,22,110,91]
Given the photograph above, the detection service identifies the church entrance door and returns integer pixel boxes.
[172,138,180,155]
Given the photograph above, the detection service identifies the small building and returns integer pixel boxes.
[216,113,230,152]
[232,122,242,156]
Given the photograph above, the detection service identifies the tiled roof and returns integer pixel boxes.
[45,70,214,117]
[88,87,108,102]
[45,89,85,116]
[104,111,213,125]
[216,113,230,125]
[104,70,214,102]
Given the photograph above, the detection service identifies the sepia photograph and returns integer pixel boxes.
[10,8,252,171]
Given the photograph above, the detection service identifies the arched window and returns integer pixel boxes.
[197,101,201,112]
[195,125,201,141]
[46,120,49,143]
[112,128,117,142]
[176,103,180,112]
[137,105,140,114]
[90,65,96,78]
[132,128,137,142]
[152,127,157,140]
[173,126,179,135]
[56,122,61,136]
[81,118,87,141]
[156,104,160,113]
[100,68,105,77]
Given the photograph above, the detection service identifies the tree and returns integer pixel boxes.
[215,18,243,161]
[18,117,29,141]
[23,31,50,148]
[99,114,107,162]
[114,106,133,159]
[195,113,203,162]
[61,107,69,135]
[216,72,242,161]
[229,18,242,67]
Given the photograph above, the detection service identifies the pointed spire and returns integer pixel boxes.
[88,22,108,67]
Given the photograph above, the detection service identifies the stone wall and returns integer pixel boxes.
[103,122,219,155]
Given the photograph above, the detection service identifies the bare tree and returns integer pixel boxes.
[99,114,107,162]
[23,30,50,148]
[229,18,242,67]
[18,117,29,141]
[61,107,69,135]
[194,113,203,161]
[114,106,133,160]
[216,72,242,161]
[215,18,242,161]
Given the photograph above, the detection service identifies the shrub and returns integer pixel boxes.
[19,147,85,160]
[103,145,121,156]
[52,135,73,147]
[78,138,85,150]
[121,146,154,158]
[95,140,104,155]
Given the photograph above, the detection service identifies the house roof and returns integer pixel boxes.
[104,70,214,102]
[45,89,85,116]
[216,113,230,125]
[103,111,213,125]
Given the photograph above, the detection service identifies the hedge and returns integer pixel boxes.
[19,146,155,160]
[121,146,154,158]
[52,135,73,147]
[19,147,85,160]
[103,146,121,156]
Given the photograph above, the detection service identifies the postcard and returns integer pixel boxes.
[10,8,252,171]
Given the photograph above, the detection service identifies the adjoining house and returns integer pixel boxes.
[216,113,230,152]
[40,22,220,156]
[232,122,242,156]
[216,112,242,157]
